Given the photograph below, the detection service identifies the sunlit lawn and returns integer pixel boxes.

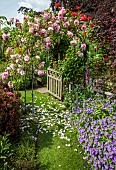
[13,90,90,170]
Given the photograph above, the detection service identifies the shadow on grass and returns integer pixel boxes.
[38,131,53,149]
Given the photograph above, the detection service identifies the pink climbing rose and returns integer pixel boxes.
[24,55,30,62]
[38,70,44,76]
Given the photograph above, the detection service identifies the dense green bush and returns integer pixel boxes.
[0,80,21,137]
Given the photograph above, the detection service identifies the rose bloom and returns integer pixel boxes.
[34,24,39,30]
[70,40,77,45]
[81,24,86,31]
[64,21,70,28]
[28,22,33,26]
[44,37,50,43]
[48,27,54,32]
[48,21,52,25]
[6,92,13,96]
[55,3,61,8]
[74,19,79,25]
[77,51,84,57]
[67,31,73,37]
[36,56,41,60]
[39,29,46,35]
[39,61,45,68]
[10,64,15,70]
[6,47,12,54]
[29,28,34,34]
[24,55,30,62]
[43,13,49,20]
[9,18,14,22]
[38,70,44,76]
[2,33,10,40]
[46,43,51,49]
[15,18,20,23]
[81,44,86,50]
[1,71,8,79]
[52,22,59,29]
[8,81,13,88]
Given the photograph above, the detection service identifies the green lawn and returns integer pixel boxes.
[13,90,90,170]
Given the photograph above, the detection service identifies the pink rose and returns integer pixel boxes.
[24,55,30,62]
[44,37,50,43]
[38,70,44,76]
[52,22,59,29]
[34,24,39,30]
[8,81,13,88]
[48,27,53,31]
[15,18,20,23]
[2,33,10,40]
[9,18,14,22]
[28,22,33,26]
[1,71,8,79]
[77,51,84,57]
[43,13,49,20]
[48,21,52,25]
[67,31,73,37]
[39,29,46,35]
[36,56,41,60]
[29,28,34,34]
[6,92,13,96]
[70,40,77,45]
[81,44,86,50]
[46,43,51,49]
[39,61,45,68]
[74,19,79,25]
[81,24,86,31]
[64,21,70,28]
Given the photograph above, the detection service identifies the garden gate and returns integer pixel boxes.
[47,67,63,100]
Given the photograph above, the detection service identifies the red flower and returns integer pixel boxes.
[90,24,94,27]
[80,14,87,21]
[55,3,61,8]
[76,6,81,10]
[88,17,92,21]
[105,57,109,62]
[84,31,87,34]
[72,12,78,17]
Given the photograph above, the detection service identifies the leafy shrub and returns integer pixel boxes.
[0,133,14,170]
[0,80,21,137]
[73,95,116,169]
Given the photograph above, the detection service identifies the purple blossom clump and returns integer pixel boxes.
[73,94,116,170]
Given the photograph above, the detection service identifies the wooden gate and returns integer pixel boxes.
[47,67,63,100]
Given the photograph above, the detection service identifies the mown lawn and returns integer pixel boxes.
[12,90,90,170]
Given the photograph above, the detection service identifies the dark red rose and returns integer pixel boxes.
[55,3,61,8]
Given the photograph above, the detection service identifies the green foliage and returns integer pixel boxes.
[0,133,14,170]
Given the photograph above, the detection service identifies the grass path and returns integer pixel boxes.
[17,90,90,170]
